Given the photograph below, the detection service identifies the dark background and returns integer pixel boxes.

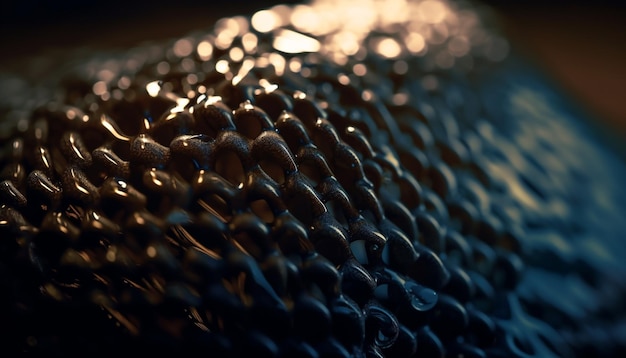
[1,0,625,150]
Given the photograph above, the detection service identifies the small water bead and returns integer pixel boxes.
[374,268,438,312]
[406,280,439,313]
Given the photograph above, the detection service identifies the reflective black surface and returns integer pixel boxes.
[1,0,626,357]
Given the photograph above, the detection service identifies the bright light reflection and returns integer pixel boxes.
[92,81,107,96]
[375,38,402,58]
[353,63,367,76]
[146,81,161,97]
[100,115,130,141]
[251,9,279,33]
[242,33,258,53]
[232,58,255,85]
[268,53,286,76]
[147,246,157,258]
[215,60,230,74]
[197,41,214,60]
[290,5,320,34]
[259,79,278,93]
[273,29,321,54]
[406,32,426,54]
[417,0,448,24]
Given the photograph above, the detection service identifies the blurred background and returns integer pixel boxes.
[0,0,625,154]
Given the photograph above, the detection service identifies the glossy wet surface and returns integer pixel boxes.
[1,0,626,357]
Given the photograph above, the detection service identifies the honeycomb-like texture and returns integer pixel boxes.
[1,0,626,357]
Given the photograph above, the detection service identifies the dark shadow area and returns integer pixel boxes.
[483,1,626,144]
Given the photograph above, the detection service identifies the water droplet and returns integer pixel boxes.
[405,281,438,311]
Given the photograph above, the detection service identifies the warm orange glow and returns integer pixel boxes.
[417,0,448,24]
[273,29,321,54]
[173,37,194,57]
[375,38,402,59]
[215,59,230,74]
[242,33,258,53]
[92,81,107,96]
[290,5,320,34]
[229,47,244,62]
[146,81,161,97]
[251,9,280,33]
[268,53,286,76]
[448,36,470,57]
[353,63,367,76]
[197,40,213,60]
[406,32,426,54]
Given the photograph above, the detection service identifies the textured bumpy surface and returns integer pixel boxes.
[1,0,626,357]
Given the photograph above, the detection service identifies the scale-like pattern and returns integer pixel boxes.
[1,0,626,357]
